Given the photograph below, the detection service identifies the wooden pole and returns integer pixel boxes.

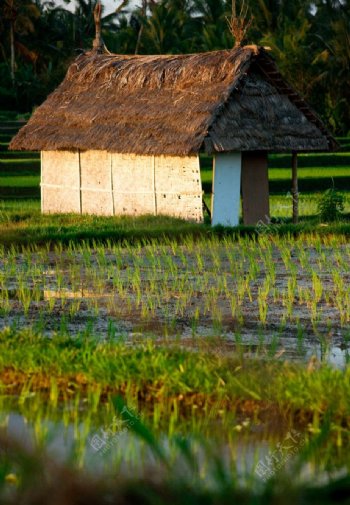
[93,2,104,53]
[292,152,298,224]
[78,150,82,214]
[10,22,15,83]
[135,0,147,54]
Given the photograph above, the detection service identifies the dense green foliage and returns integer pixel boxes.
[0,0,349,134]
[318,188,345,221]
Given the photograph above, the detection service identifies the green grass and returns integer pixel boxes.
[200,139,350,194]
[0,134,349,198]
[269,152,350,167]
[0,151,38,159]
[0,327,348,503]
[201,170,350,194]
[0,135,12,142]
[0,159,39,169]
[200,166,350,185]
[0,131,349,247]
[0,175,40,187]
[200,144,350,193]
[0,199,350,247]
[0,327,349,431]
[269,167,350,180]
[270,192,350,217]
[0,210,347,246]
[0,110,29,121]
[201,149,350,168]
[0,207,212,246]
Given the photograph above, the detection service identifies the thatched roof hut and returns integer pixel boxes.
[10,45,336,225]
[11,45,335,154]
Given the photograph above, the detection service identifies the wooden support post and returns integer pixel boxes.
[202,194,211,218]
[93,2,104,53]
[110,153,115,216]
[241,151,269,225]
[292,152,298,224]
[78,150,82,214]
[40,151,43,213]
[152,155,157,216]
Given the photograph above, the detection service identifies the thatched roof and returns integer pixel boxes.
[10,45,336,155]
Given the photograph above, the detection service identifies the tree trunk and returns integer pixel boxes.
[135,0,147,55]
[292,152,298,224]
[135,24,144,54]
[10,22,15,84]
[93,2,104,53]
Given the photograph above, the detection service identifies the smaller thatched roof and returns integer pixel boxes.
[10,45,336,155]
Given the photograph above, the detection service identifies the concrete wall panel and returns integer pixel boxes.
[212,153,241,226]
[80,150,111,190]
[81,189,114,216]
[80,150,113,215]
[41,150,80,213]
[155,155,203,222]
[42,150,79,187]
[156,193,203,221]
[41,151,203,221]
[42,186,80,213]
[155,156,201,193]
[113,193,156,216]
[112,153,155,215]
[112,153,154,193]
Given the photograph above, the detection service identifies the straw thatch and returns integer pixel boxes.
[207,71,330,152]
[10,45,336,155]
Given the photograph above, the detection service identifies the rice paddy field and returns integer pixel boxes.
[0,117,350,503]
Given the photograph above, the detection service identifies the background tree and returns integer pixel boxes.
[1,0,40,82]
[0,0,348,134]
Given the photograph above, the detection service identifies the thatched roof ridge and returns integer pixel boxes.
[10,45,336,154]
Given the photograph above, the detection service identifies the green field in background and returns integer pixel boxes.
[0,125,349,203]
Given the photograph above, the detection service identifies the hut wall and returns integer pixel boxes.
[211,153,241,226]
[41,151,203,221]
[41,151,81,213]
[80,150,114,215]
[112,154,156,216]
[241,152,270,225]
[155,156,203,221]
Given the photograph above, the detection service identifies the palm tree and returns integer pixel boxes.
[260,14,313,96]
[1,0,40,82]
[72,0,129,50]
[310,3,350,133]
[134,0,194,54]
[190,0,232,50]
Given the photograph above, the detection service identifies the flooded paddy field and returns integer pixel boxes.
[1,235,349,365]
[0,234,350,499]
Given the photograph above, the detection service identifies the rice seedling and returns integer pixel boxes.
[0,234,349,372]
[258,286,269,326]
